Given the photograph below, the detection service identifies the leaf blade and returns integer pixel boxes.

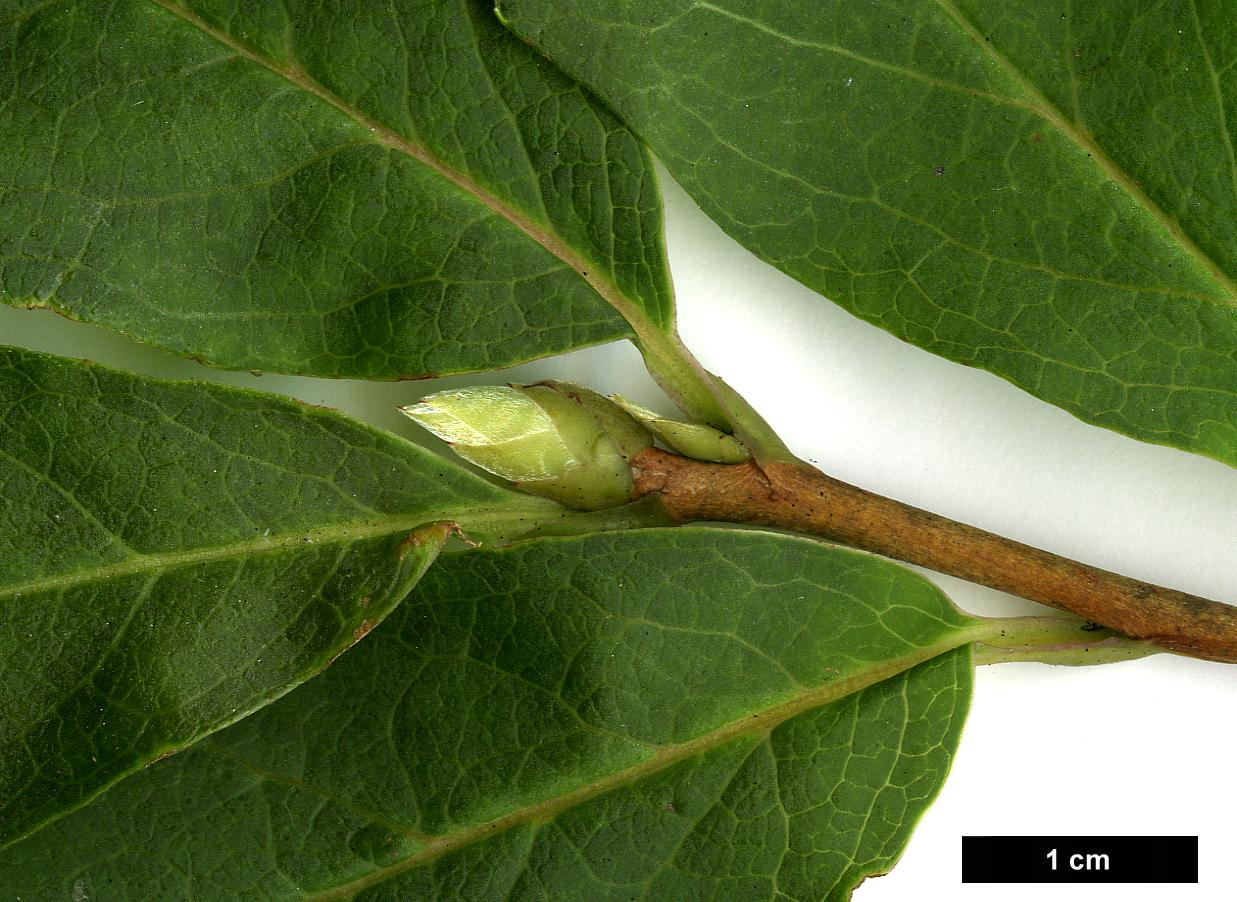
[0,0,675,377]
[0,529,979,899]
[0,346,547,847]
[497,0,1237,467]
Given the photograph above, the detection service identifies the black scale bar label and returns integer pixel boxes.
[962,835,1197,883]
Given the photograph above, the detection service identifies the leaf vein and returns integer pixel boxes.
[145,0,652,343]
[299,639,981,901]
[0,511,468,602]
[931,0,1237,304]
[199,742,436,844]
[690,0,1034,111]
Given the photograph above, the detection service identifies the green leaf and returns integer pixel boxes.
[497,0,1237,468]
[0,346,557,849]
[0,0,676,378]
[0,529,980,899]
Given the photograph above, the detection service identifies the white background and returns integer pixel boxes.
[2,165,1234,901]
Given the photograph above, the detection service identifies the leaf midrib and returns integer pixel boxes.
[146,0,659,339]
[0,505,494,601]
[300,631,988,901]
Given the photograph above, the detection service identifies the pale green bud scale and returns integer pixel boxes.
[611,396,750,464]
[401,384,638,511]
[401,386,573,482]
[534,380,653,461]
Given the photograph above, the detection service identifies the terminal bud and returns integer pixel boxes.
[534,380,653,461]
[401,384,647,511]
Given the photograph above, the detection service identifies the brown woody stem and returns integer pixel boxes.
[632,448,1237,663]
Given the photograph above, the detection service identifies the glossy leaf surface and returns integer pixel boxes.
[0,346,549,847]
[0,529,979,900]
[0,0,675,377]
[499,0,1237,466]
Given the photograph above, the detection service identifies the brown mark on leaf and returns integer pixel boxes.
[851,865,895,896]
[394,371,442,382]
[150,745,185,765]
[932,165,946,176]
[532,379,583,404]
[397,521,458,559]
[353,619,376,642]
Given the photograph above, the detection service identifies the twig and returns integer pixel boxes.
[632,448,1237,663]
